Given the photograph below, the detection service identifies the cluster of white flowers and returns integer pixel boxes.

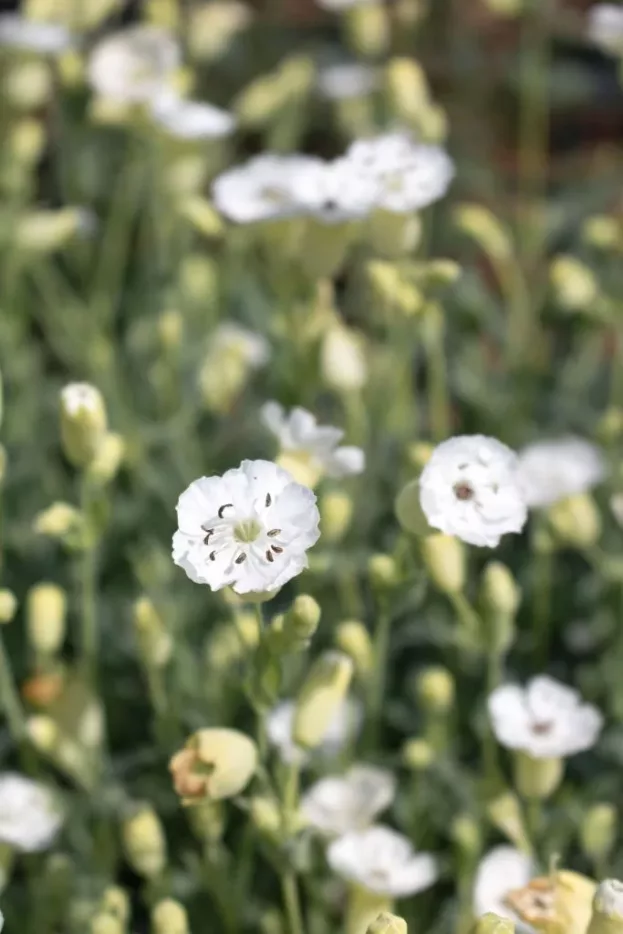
[266,698,361,764]
[488,675,603,759]
[212,133,454,226]
[0,773,63,852]
[516,437,605,509]
[588,4,623,56]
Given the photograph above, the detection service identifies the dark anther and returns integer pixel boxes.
[271,545,283,554]
[218,503,233,518]
[203,530,213,545]
[453,483,473,502]
[265,493,272,507]
[267,528,281,537]
[209,551,216,561]
[266,551,274,563]
[235,553,247,564]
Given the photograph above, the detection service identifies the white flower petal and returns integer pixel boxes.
[327,825,438,897]
[88,25,180,105]
[473,846,534,927]
[302,764,396,836]
[517,437,605,509]
[0,774,63,852]
[325,445,365,477]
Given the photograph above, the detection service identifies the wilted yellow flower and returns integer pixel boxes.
[169,728,258,804]
[587,879,623,934]
[506,870,597,934]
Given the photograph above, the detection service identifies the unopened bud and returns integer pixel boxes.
[582,216,622,252]
[293,651,354,749]
[133,597,172,668]
[487,792,530,853]
[581,804,617,864]
[60,383,107,469]
[179,197,225,239]
[385,55,429,125]
[481,562,520,617]
[6,59,51,110]
[416,666,455,714]
[550,255,599,311]
[321,324,368,393]
[187,800,226,842]
[451,813,481,858]
[157,309,183,352]
[395,478,431,536]
[407,443,434,471]
[34,501,82,538]
[26,583,67,656]
[320,490,353,542]
[335,620,373,677]
[100,886,130,924]
[366,912,408,934]
[249,795,282,842]
[470,915,515,934]
[281,595,321,650]
[402,737,434,771]
[513,752,564,801]
[547,493,602,549]
[87,432,125,485]
[455,204,513,263]
[169,728,258,804]
[588,880,623,934]
[122,806,167,879]
[17,208,92,253]
[151,899,189,934]
[421,533,465,594]
[345,3,390,58]
[10,119,45,165]
[0,589,17,624]
[27,714,59,754]
[91,914,124,934]
[368,554,399,592]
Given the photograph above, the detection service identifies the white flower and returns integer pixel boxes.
[346,133,455,214]
[302,765,396,836]
[209,322,271,369]
[261,402,364,485]
[316,0,376,12]
[172,459,320,595]
[60,382,104,417]
[0,14,72,54]
[517,437,605,509]
[419,435,528,548]
[289,157,380,224]
[594,879,623,920]
[488,675,603,759]
[317,63,379,100]
[327,824,439,897]
[151,90,236,140]
[88,25,180,105]
[0,773,63,852]
[320,323,368,392]
[212,154,320,224]
[267,698,361,764]
[473,846,535,930]
[588,4,623,56]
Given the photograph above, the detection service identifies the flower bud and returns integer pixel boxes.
[0,589,17,624]
[151,899,189,934]
[17,208,92,253]
[27,714,59,754]
[121,806,167,879]
[281,595,321,650]
[415,667,455,714]
[451,814,482,859]
[91,914,124,934]
[321,324,368,393]
[345,3,390,58]
[580,804,617,865]
[179,197,225,239]
[335,620,373,677]
[157,309,183,352]
[366,913,408,934]
[547,493,602,549]
[385,55,429,124]
[550,256,599,312]
[582,216,622,251]
[60,383,107,469]
[100,886,130,924]
[402,737,434,771]
[470,915,515,934]
[293,651,354,749]
[395,478,431,536]
[9,119,46,166]
[507,871,596,934]
[87,432,125,485]
[513,752,564,801]
[249,795,282,843]
[169,728,258,804]
[34,502,83,539]
[133,596,172,669]
[6,60,51,110]
[587,880,623,934]
[368,554,399,592]
[320,490,353,542]
[486,791,531,853]
[480,562,520,617]
[407,443,434,471]
[26,583,67,656]
[188,1,251,62]
[455,204,513,263]
[421,533,465,594]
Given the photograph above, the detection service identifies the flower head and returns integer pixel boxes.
[209,323,270,369]
[0,14,72,54]
[517,437,605,509]
[0,773,63,852]
[346,133,455,214]
[169,728,257,804]
[88,25,180,104]
[261,402,364,488]
[151,91,237,140]
[327,824,439,897]
[288,156,380,224]
[302,765,396,836]
[173,459,320,595]
[266,697,361,764]
[488,676,603,759]
[419,435,528,548]
[588,4,623,56]
[317,62,379,100]
[473,846,535,928]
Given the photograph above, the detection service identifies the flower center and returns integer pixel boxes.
[234,519,262,544]
[453,481,474,501]
[531,719,553,735]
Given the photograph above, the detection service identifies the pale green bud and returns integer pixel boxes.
[345,2,390,58]
[293,651,353,749]
[27,715,59,754]
[366,259,424,314]
[249,795,283,842]
[451,814,482,858]
[402,737,434,771]
[5,59,51,110]
[133,596,172,668]
[366,213,422,260]
[151,899,189,934]
[320,490,353,542]
[580,804,617,864]
[187,800,226,843]
[188,1,251,62]
[9,119,46,166]
[455,204,513,262]
[34,502,83,539]
[26,583,67,656]
[0,589,17,624]
[407,443,433,471]
[416,666,455,714]
[470,915,515,934]
[91,914,124,934]
[481,562,520,617]
[421,533,465,594]
[385,56,429,121]
[582,216,622,252]
[122,806,167,879]
[17,208,91,253]
[597,407,623,444]
[169,728,258,803]
[487,791,531,852]
[157,310,183,351]
[395,479,431,536]
[550,255,599,311]
[366,912,408,934]
[179,254,219,306]
[60,383,107,469]
[321,324,368,393]
[335,620,373,677]
[513,752,564,801]
[547,493,602,549]
[87,432,125,485]
[100,886,130,924]
[368,554,399,592]
[178,197,225,239]
[587,880,623,934]
[281,595,321,649]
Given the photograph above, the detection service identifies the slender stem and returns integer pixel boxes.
[533,533,553,669]
[203,843,238,934]
[281,870,305,934]
[79,477,98,682]
[0,629,27,743]
[367,602,391,749]
[423,308,450,442]
[280,761,305,934]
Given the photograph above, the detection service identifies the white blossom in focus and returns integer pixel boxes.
[488,676,603,759]
[261,401,364,485]
[302,765,396,836]
[172,460,320,595]
[419,435,528,548]
[0,773,63,852]
[0,14,71,53]
[517,437,606,509]
[346,132,455,214]
[588,4,623,56]
[88,25,180,104]
[327,824,439,897]
[266,698,361,764]
[473,846,535,930]
[317,62,379,100]
[151,90,237,140]
[212,154,320,224]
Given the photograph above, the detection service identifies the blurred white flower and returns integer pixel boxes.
[593,879,623,921]
[488,675,603,759]
[88,24,180,104]
[261,402,365,484]
[291,157,380,224]
[321,323,368,392]
[151,91,237,140]
[0,773,63,852]
[172,459,320,595]
[588,4,623,56]
[473,846,534,929]
[517,437,605,509]
[347,133,455,214]
[317,62,379,100]
[266,697,361,764]
[316,0,377,11]
[0,14,72,54]
[302,764,396,836]
[60,382,105,417]
[610,493,623,527]
[419,435,528,548]
[209,323,271,369]
[327,824,439,897]
[0,908,3,932]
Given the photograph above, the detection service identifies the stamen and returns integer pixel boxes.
[203,530,213,545]
[209,551,216,561]
[235,553,247,564]
[271,545,283,554]
[265,493,272,507]
[266,551,274,563]
[218,503,233,518]
[267,528,281,537]
[453,482,474,502]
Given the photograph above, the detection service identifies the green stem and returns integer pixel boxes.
[367,602,391,749]
[79,477,98,682]
[281,870,305,934]
[0,629,27,743]
[533,538,553,669]
[423,308,450,442]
